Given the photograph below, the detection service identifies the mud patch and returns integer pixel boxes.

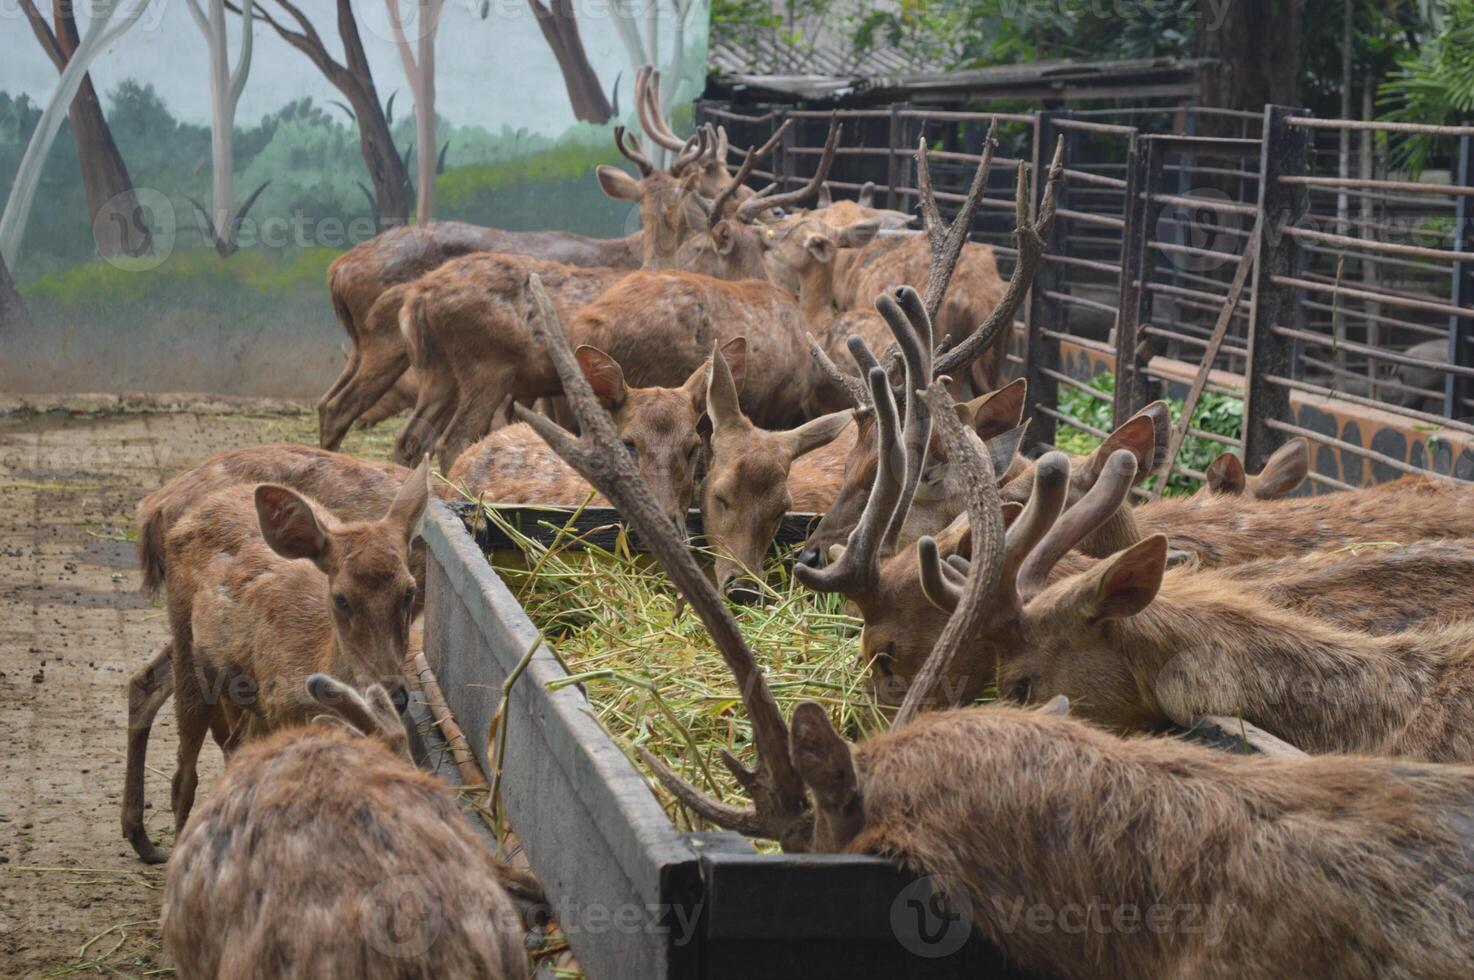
[1,583,154,610]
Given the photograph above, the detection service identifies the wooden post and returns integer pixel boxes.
[1446,132,1474,420]
[1244,106,1311,471]
[885,103,907,212]
[774,107,793,191]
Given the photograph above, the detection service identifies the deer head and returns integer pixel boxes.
[674,119,840,282]
[575,340,748,529]
[1204,438,1310,500]
[702,345,852,602]
[306,673,411,759]
[597,124,709,265]
[760,214,881,307]
[814,180,915,230]
[636,65,735,198]
[253,457,430,704]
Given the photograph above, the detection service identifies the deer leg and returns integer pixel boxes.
[170,687,213,841]
[319,342,411,451]
[317,337,361,415]
[122,644,174,864]
[436,386,507,472]
[394,378,458,467]
[355,368,420,429]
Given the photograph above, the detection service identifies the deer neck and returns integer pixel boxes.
[1110,577,1439,754]
[1077,501,1143,558]
[797,264,838,329]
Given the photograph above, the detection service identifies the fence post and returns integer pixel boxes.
[1243,105,1311,471]
[1024,110,1069,449]
[1113,132,1149,426]
[885,104,908,212]
[1125,136,1169,412]
[1446,132,1474,419]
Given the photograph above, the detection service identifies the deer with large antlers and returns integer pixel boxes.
[163,674,536,979]
[449,341,747,527]
[127,460,430,863]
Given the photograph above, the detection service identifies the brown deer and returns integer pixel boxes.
[509,269,1474,980]
[701,346,853,600]
[814,180,915,229]
[449,341,747,526]
[125,445,450,864]
[319,124,716,453]
[129,460,430,863]
[163,674,534,979]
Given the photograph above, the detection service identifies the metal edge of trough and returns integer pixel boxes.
[423,500,708,979]
[424,500,1043,980]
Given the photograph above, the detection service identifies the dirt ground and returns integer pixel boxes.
[0,399,396,977]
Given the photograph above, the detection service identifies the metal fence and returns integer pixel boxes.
[696,99,1474,491]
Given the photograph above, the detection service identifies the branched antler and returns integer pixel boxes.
[736,117,840,223]
[807,334,871,407]
[706,120,792,222]
[875,286,933,553]
[614,125,654,177]
[934,136,1066,379]
[513,274,813,852]
[893,382,1008,726]
[918,120,997,321]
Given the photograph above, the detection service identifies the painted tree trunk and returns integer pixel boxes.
[0,0,152,268]
[416,14,437,223]
[335,0,411,227]
[529,0,613,124]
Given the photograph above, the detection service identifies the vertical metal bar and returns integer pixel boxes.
[1025,110,1065,449]
[1128,137,1169,405]
[774,108,793,190]
[885,103,906,212]
[1446,133,1473,419]
[1244,105,1311,471]
[1113,132,1148,426]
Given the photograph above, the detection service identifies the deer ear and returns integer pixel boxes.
[712,220,737,256]
[1089,534,1168,620]
[255,485,329,565]
[1086,415,1156,487]
[718,336,748,395]
[967,378,1027,440]
[1001,501,1024,528]
[803,233,837,265]
[789,702,857,807]
[703,345,745,430]
[982,422,1028,481]
[858,181,876,207]
[782,410,851,461]
[818,182,834,208]
[1205,452,1247,495]
[1249,437,1309,500]
[596,165,642,202]
[576,346,628,411]
[1138,401,1172,459]
[836,219,879,249]
[385,455,431,545]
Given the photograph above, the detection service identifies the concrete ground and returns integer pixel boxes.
[0,400,395,977]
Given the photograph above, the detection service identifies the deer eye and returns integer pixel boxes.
[622,440,638,459]
[872,645,895,678]
[402,586,417,611]
[333,594,351,617]
[1005,679,1033,704]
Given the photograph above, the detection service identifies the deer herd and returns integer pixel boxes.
[120,68,1474,978]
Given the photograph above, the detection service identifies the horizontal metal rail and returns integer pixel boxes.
[1148,239,1246,265]
[1265,373,1474,437]
[1040,329,1114,358]
[1054,208,1126,230]
[1285,116,1474,137]
[1263,418,1465,484]
[1282,225,1474,263]
[1051,118,1137,136]
[1297,300,1447,338]
[1271,275,1474,321]
[1039,367,1112,401]
[1036,404,1110,440]
[1145,192,1260,217]
[1271,324,1474,377]
[1141,325,1249,359]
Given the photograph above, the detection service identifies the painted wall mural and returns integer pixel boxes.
[0,0,710,395]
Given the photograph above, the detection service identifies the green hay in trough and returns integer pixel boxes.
[477,501,890,845]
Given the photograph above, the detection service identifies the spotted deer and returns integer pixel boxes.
[125,446,451,865]
[449,341,747,526]
[701,346,853,600]
[127,460,430,864]
[511,265,1474,980]
[163,675,536,979]
[813,180,915,229]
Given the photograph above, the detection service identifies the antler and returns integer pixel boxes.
[705,120,791,222]
[917,120,998,321]
[1016,450,1139,599]
[916,536,965,612]
[636,65,683,152]
[668,127,710,178]
[875,286,933,553]
[736,118,841,223]
[793,362,901,596]
[934,135,1066,379]
[614,125,654,177]
[892,382,1008,726]
[806,334,871,407]
[512,275,813,851]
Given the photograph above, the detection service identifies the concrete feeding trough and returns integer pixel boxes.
[420,499,1039,980]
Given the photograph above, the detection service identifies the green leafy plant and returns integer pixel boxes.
[1055,373,1246,497]
[1379,0,1474,174]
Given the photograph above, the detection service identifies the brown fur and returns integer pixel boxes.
[787,418,859,512]
[131,465,429,863]
[799,704,1474,980]
[993,535,1474,761]
[393,255,624,468]
[163,725,529,979]
[317,221,641,449]
[447,344,734,524]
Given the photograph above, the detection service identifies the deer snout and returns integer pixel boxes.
[721,571,764,605]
